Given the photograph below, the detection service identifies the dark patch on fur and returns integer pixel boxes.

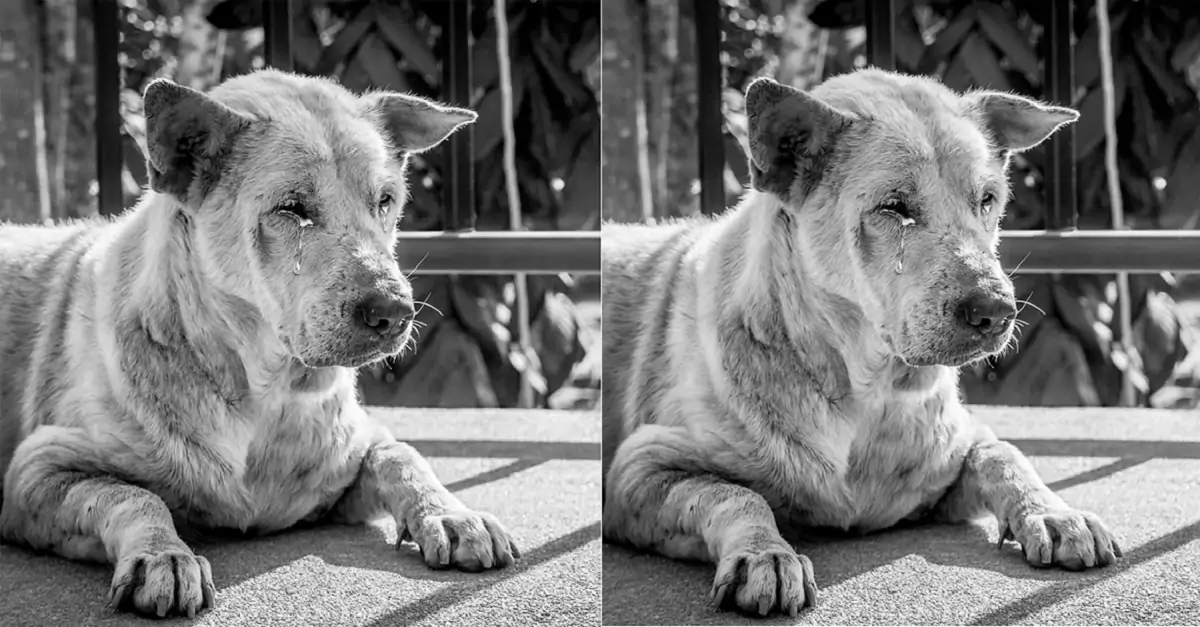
[745,78,854,201]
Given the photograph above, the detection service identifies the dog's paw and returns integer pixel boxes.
[1002,508,1123,571]
[108,546,216,618]
[408,509,521,572]
[711,543,817,618]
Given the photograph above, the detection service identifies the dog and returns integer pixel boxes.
[0,70,519,619]
[601,69,1122,618]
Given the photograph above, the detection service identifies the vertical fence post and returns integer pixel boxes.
[442,0,475,232]
[695,0,725,216]
[865,0,896,70]
[263,0,294,72]
[1042,0,1077,231]
[93,0,123,216]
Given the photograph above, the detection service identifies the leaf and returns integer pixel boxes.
[339,54,371,93]
[1170,21,1200,74]
[942,50,972,91]
[918,5,976,75]
[471,26,500,90]
[975,1,1038,82]
[470,63,527,161]
[1133,38,1194,111]
[375,3,440,86]
[568,12,601,73]
[1072,85,1105,162]
[1162,129,1200,229]
[315,5,375,76]
[356,32,409,92]
[530,36,591,110]
[960,32,1010,91]
[895,11,925,71]
[292,12,323,73]
[1074,24,1101,90]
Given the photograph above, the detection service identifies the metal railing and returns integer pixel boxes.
[91,0,600,276]
[692,0,1200,273]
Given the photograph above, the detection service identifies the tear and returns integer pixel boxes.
[291,216,312,275]
[893,215,915,274]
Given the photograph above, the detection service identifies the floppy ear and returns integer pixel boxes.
[968,91,1079,152]
[143,78,251,202]
[363,93,477,154]
[744,77,854,200]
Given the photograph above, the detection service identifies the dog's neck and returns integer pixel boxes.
[123,193,337,400]
[715,191,945,401]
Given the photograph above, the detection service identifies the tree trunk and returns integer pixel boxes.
[0,0,50,224]
[601,0,650,224]
[42,0,76,220]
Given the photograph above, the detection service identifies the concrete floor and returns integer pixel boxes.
[0,409,601,627]
[603,406,1200,626]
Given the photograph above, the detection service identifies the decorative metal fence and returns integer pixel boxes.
[90,0,600,276]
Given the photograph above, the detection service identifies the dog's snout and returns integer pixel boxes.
[956,293,1016,336]
[354,293,414,336]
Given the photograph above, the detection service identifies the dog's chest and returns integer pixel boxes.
[769,388,970,533]
[183,385,370,533]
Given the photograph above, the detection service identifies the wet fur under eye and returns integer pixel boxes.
[274,199,313,222]
[876,196,917,226]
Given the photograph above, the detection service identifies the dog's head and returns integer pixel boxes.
[141,70,474,368]
[745,69,1077,367]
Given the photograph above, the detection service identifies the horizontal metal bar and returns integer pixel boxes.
[394,232,600,275]
[1000,231,1200,273]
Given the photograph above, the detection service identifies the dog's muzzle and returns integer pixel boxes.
[352,292,415,339]
[954,292,1017,338]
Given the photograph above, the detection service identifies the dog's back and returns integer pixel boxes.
[600,218,716,478]
[0,221,114,492]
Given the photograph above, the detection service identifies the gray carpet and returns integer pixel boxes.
[0,409,601,627]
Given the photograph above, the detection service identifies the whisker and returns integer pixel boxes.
[405,253,431,280]
[1015,297,1046,317]
[413,299,444,317]
[1008,252,1032,278]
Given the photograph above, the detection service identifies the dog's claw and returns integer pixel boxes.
[108,583,129,608]
[996,522,1012,550]
[711,582,732,607]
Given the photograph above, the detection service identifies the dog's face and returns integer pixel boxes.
[140,70,474,368]
[745,70,1077,367]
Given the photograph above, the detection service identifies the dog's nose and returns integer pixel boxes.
[956,293,1017,336]
[354,293,414,336]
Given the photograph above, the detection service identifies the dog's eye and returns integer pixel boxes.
[878,197,915,225]
[275,200,313,226]
[980,192,996,214]
[378,193,394,214]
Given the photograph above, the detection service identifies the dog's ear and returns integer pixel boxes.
[143,78,251,202]
[744,77,853,200]
[363,93,477,154]
[968,91,1079,153]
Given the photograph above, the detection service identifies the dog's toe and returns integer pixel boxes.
[712,546,816,617]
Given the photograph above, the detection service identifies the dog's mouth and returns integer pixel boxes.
[900,322,1014,368]
[294,318,415,369]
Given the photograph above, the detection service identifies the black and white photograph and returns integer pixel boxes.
[601,0,1200,624]
[0,1,600,625]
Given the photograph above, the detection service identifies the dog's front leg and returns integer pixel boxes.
[330,432,520,572]
[934,432,1123,570]
[0,426,215,618]
[604,425,816,617]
